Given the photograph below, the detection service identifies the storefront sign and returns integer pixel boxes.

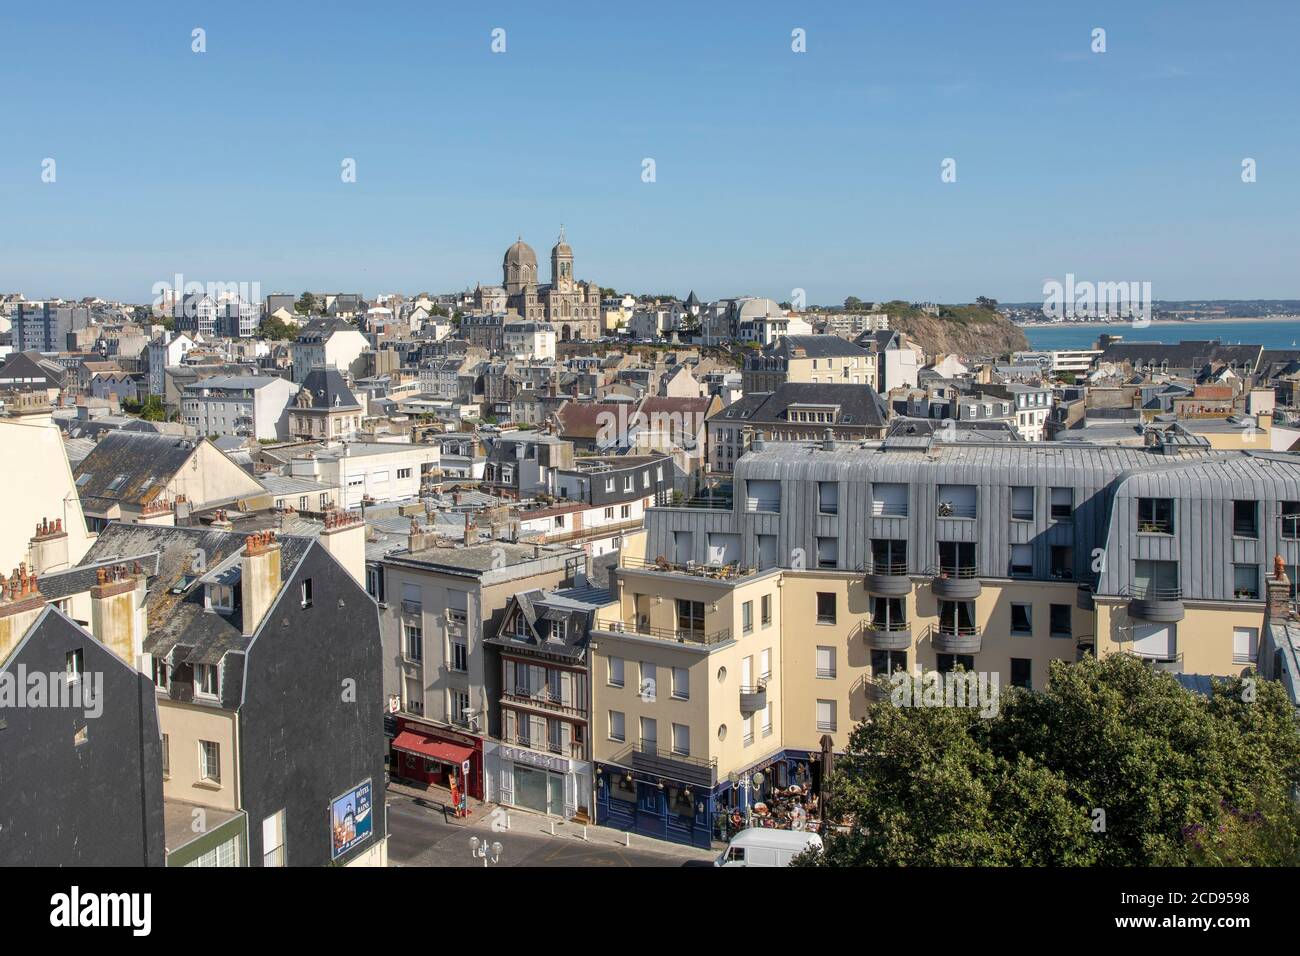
[329,778,374,861]
[502,746,569,773]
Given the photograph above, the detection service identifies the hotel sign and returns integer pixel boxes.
[503,746,569,773]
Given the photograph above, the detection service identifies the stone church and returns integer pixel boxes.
[474,228,602,341]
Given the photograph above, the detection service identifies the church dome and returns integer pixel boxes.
[503,238,538,269]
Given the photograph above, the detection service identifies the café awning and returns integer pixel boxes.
[392,730,474,766]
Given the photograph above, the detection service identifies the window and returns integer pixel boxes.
[450,689,471,726]
[608,656,625,688]
[816,537,839,569]
[161,734,170,776]
[676,599,704,636]
[1010,603,1032,636]
[195,663,219,698]
[818,482,839,515]
[1233,626,1259,664]
[65,648,83,683]
[1050,487,1073,521]
[199,740,221,783]
[208,583,235,612]
[1009,544,1033,577]
[402,622,423,662]
[300,578,313,608]
[761,594,772,627]
[937,484,977,518]
[608,710,625,742]
[639,662,657,701]
[760,648,771,681]
[939,541,976,575]
[1234,564,1260,599]
[672,666,690,700]
[262,810,286,867]
[1049,546,1074,580]
[397,467,412,479]
[743,713,755,746]
[1137,497,1174,534]
[401,582,421,614]
[816,592,836,625]
[450,636,468,672]
[1010,486,1034,520]
[1133,559,1179,597]
[742,601,753,634]
[871,538,907,574]
[604,507,614,520]
[761,703,773,738]
[1233,500,1258,538]
[671,723,690,756]
[815,646,836,679]
[1011,658,1032,689]
[816,699,837,732]
[639,716,657,751]
[871,649,907,677]
[1282,501,1300,540]
[871,483,908,517]
[1050,604,1072,637]
[936,653,975,673]
[365,566,385,603]
[1132,623,1176,660]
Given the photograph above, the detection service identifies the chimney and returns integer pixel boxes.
[1266,554,1293,622]
[318,510,366,585]
[0,564,47,663]
[463,513,475,547]
[407,517,434,553]
[28,518,70,575]
[241,531,282,637]
[822,428,835,451]
[209,509,234,531]
[89,562,147,668]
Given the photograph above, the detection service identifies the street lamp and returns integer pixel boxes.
[469,836,502,868]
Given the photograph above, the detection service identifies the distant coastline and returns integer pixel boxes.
[1017,315,1300,329]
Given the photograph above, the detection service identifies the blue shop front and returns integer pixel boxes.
[594,747,824,849]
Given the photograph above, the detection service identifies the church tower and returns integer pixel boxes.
[550,225,574,294]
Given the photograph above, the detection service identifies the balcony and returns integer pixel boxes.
[621,554,757,583]
[929,622,982,654]
[501,687,585,719]
[863,617,911,651]
[615,739,717,789]
[594,618,732,647]
[739,679,767,713]
[1126,585,1184,623]
[400,599,423,616]
[501,734,584,761]
[864,561,912,597]
[930,564,982,600]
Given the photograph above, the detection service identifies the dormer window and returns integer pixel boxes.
[208,583,236,613]
[549,620,567,643]
[514,613,529,640]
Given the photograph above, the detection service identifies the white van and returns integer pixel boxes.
[715,828,823,867]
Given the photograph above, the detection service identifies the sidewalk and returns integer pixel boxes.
[387,779,494,827]
[466,802,720,863]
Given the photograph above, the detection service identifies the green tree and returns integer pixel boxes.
[258,315,298,341]
[800,656,1300,867]
[843,296,864,311]
[295,291,317,315]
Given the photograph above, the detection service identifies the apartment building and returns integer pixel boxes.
[741,335,876,395]
[286,441,439,508]
[482,585,609,820]
[981,382,1053,441]
[67,520,386,867]
[378,539,587,800]
[583,431,1300,846]
[290,320,369,384]
[181,374,299,441]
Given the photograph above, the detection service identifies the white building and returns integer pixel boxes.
[291,320,370,384]
[1012,349,1103,377]
[181,374,299,441]
[148,332,197,396]
[288,441,440,507]
[502,321,557,362]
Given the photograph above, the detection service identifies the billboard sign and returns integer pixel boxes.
[330,778,374,861]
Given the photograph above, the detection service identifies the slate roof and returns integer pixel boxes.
[297,367,361,411]
[771,335,871,360]
[711,383,888,429]
[80,524,314,695]
[73,432,202,506]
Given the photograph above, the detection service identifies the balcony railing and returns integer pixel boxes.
[937,502,977,518]
[501,734,584,760]
[400,600,423,616]
[502,687,585,718]
[1127,584,1183,601]
[866,560,908,577]
[745,497,781,513]
[868,618,909,633]
[870,501,908,518]
[1137,519,1174,535]
[594,618,732,647]
[621,554,756,581]
[933,563,979,579]
[613,739,718,788]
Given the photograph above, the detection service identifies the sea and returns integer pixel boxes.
[1022,317,1300,352]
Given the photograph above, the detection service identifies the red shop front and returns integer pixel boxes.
[390,718,484,800]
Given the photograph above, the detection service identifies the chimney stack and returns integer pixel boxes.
[28,518,70,575]
[319,510,365,585]
[463,513,474,547]
[1266,554,1293,622]
[407,517,434,553]
[0,564,47,663]
[89,562,147,668]
[241,531,282,637]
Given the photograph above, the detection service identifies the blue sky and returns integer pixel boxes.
[2,0,1297,304]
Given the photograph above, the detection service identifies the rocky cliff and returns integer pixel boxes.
[879,301,1029,359]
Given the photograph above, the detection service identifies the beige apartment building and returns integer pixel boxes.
[590,428,1300,847]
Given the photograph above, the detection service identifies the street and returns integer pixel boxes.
[385,792,718,868]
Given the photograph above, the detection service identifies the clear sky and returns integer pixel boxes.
[2,0,1297,305]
